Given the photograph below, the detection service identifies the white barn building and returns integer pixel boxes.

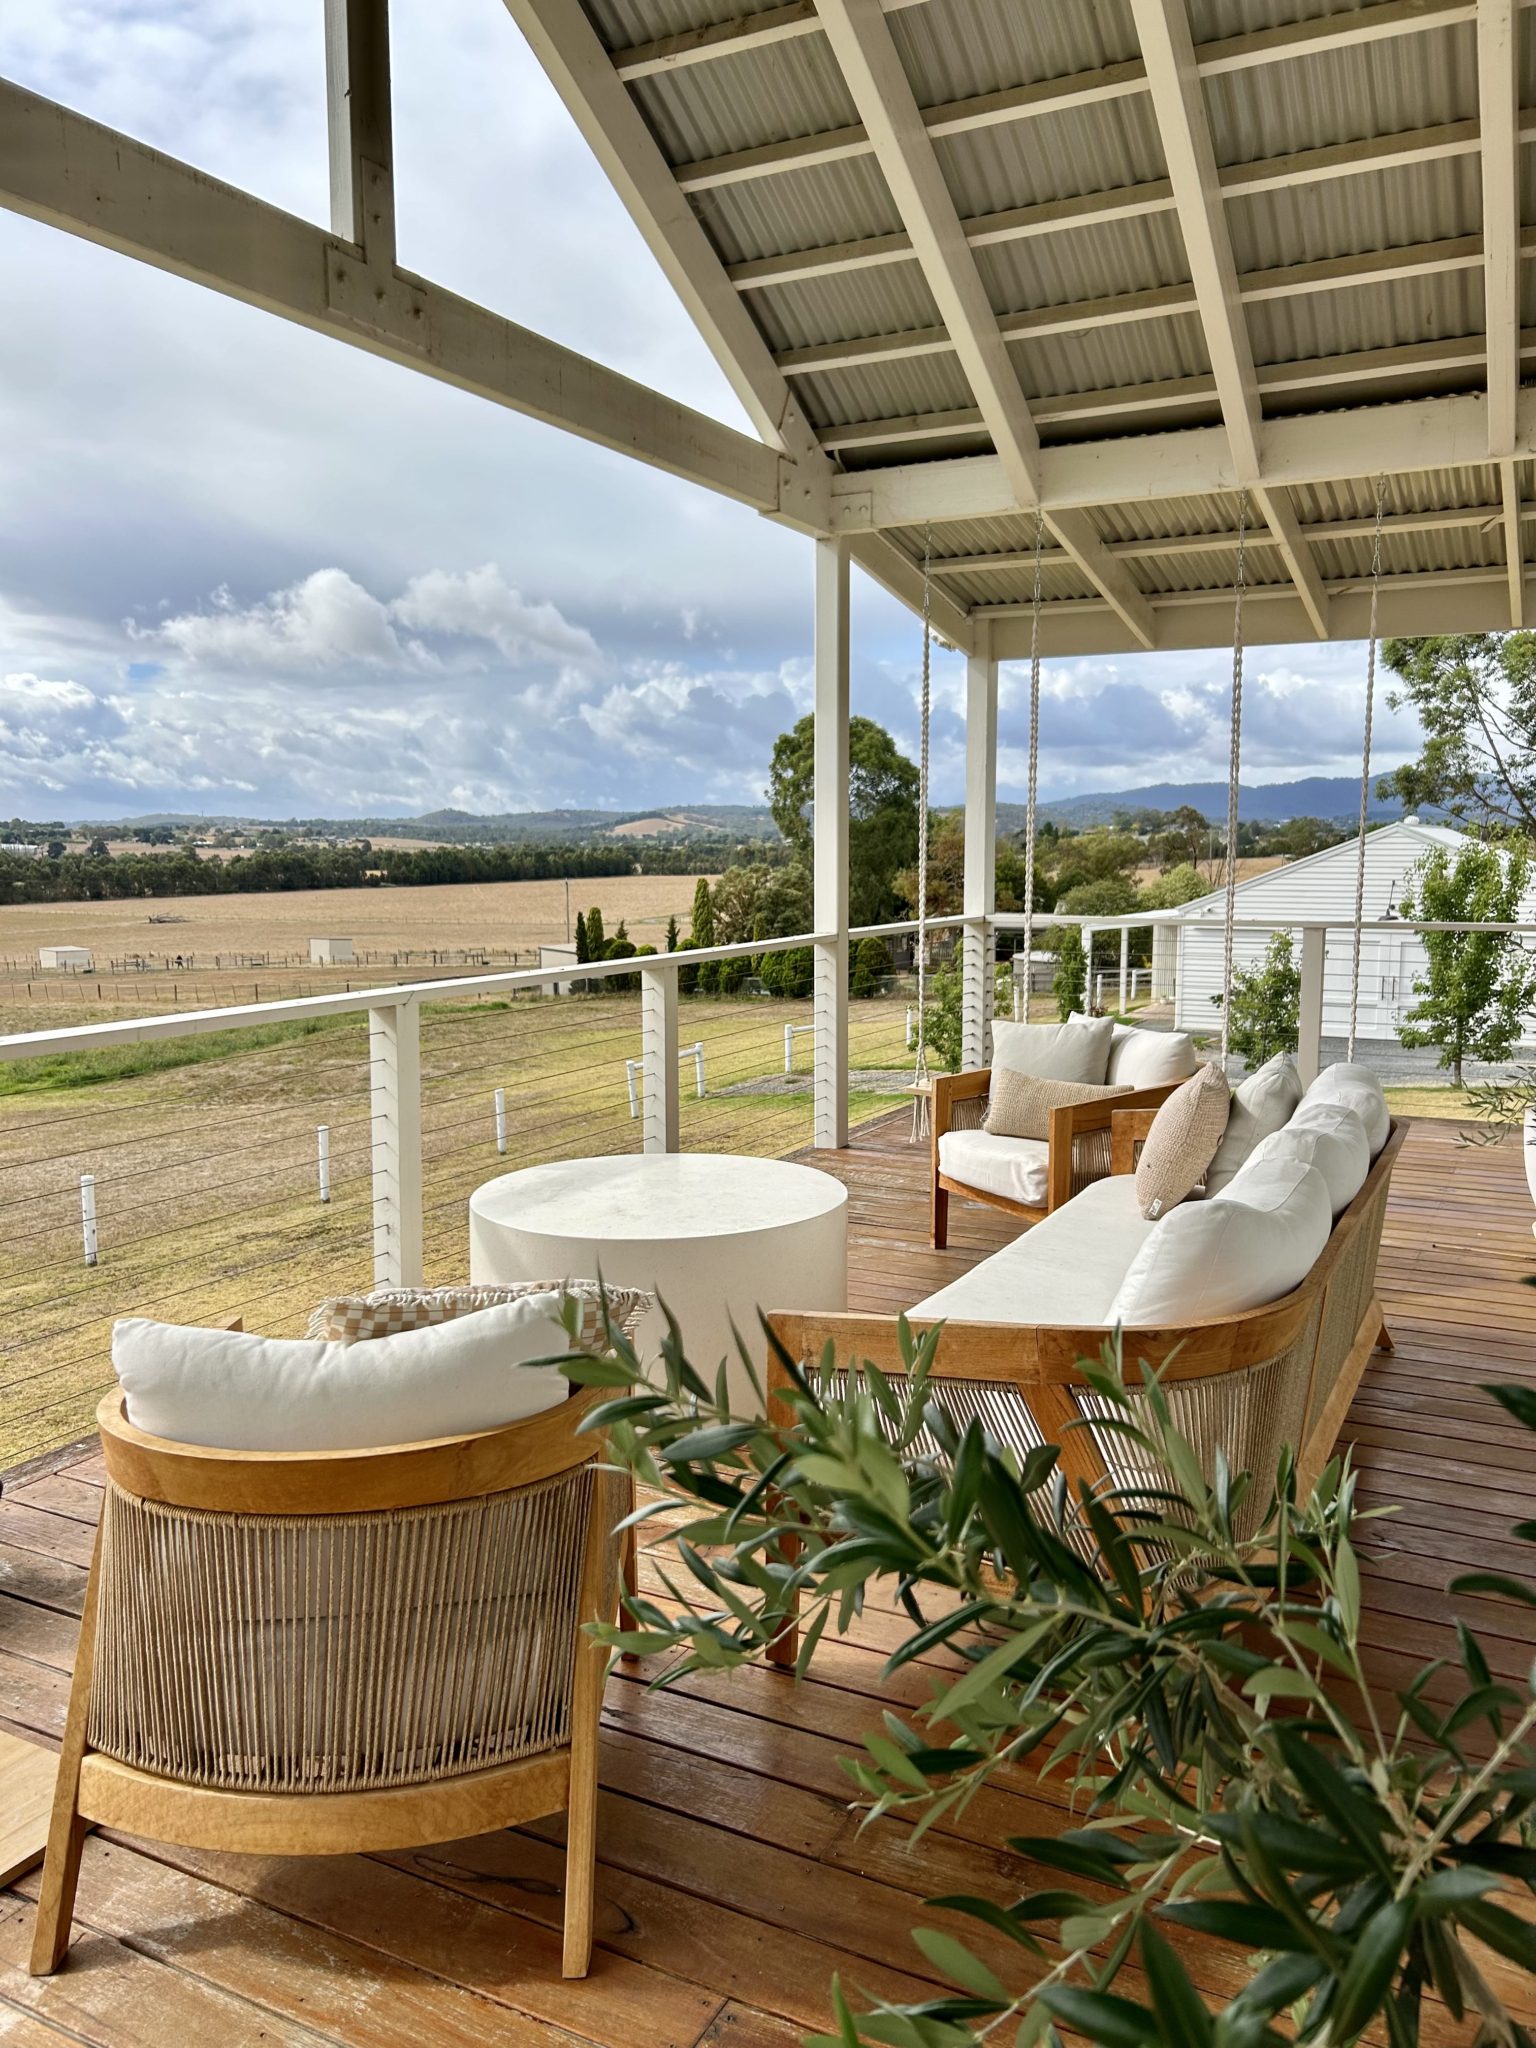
[37,945,92,971]
[1165,821,1536,1044]
[309,937,354,965]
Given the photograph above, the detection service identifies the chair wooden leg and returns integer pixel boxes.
[1375,1319,1395,1354]
[931,1181,949,1251]
[31,1524,102,1977]
[561,1724,598,1979]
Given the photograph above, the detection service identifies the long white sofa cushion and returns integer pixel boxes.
[1106,1025,1199,1089]
[1106,1158,1332,1326]
[1302,1062,1390,1155]
[938,1126,1049,1210]
[911,1175,1159,1327]
[1254,1101,1370,1216]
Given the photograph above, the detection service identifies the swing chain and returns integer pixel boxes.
[1347,476,1388,1061]
[1220,490,1248,1071]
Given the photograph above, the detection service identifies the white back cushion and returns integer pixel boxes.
[991,1014,1114,1084]
[1245,1102,1370,1217]
[1302,1062,1390,1156]
[1106,1026,1199,1090]
[1107,1159,1332,1326]
[1203,1052,1303,1196]
[114,1292,571,1451]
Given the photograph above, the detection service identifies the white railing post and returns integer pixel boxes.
[317,1124,332,1203]
[1297,924,1326,1086]
[1081,925,1095,1015]
[80,1173,97,1267]
[813,536,850,1149]
[1118,926,1130,1012]
[369,996,423,1287]
[641,961,680,1153]
[961,619,998,1070]
[494,1085,507,1154]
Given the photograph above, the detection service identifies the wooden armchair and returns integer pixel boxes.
[31,1387,626,1981]
[931,1069,1182,1248]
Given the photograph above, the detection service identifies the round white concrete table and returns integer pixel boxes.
[469,1154,848,1415]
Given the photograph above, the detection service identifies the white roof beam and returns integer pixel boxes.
[1478,0,1521,457]
[815,0,1158,649]
[0,81,791,518]
[1502,461,1527,622]
[499,0,829,524]
[728,115,1527,293]
[828,390,1529,527]
[846,534,975,653]
[612,0,926,80]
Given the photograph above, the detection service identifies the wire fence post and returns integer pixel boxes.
[368,997,423,1288]
[494,1086,507,1154]
[80,1173,98,1267]
[317,1124,331,1204]
[1297,925,1326,1088]
[641,964,680,1152]
[691,1040,705,1099]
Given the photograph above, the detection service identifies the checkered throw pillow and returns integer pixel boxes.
[306,1280,652,1352]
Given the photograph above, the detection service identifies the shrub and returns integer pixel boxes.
[850,935,889,999]
[1052,924,1085,1019]
[1213,930,1300,1065]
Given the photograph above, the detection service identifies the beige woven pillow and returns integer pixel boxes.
[1134,1062,1231,1220]
[986,1069,1131,1141]
[307,1281,652,1354]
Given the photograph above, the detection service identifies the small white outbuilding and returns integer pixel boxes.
[1164,820,1536,1043]
[38,945,92,971]
[309,936,354,965]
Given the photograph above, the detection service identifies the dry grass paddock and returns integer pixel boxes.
[0,988,914,1469]
[0,873,708,1019]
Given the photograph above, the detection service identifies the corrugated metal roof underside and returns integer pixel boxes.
[574,0,1534,633]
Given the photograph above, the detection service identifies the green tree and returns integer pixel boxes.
[688,877,715,949]
[1055,875,1139,919]
[917,957,964,1070]
[1052,924,1085,1020]
[664,913,679,952]
[850,935,888,999]
[585,906,606,959]
[1148,803,1209,871]
[1138,862,1206,909]
[573,909,589,965]
[1380,631,1536,832]
[1213,931,1301,1066]
[1398,841,1536,1084]
[768,714,919,927]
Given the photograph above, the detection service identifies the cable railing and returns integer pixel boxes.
[1,905,1514,1469]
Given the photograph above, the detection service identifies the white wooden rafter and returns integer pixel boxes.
[1477,0,1525,619]
[325,0,394,261]
[813,0,1156,649]
[613,0,926,81]
[1129,0,1334,638]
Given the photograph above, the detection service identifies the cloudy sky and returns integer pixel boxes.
[0,1,1419,822]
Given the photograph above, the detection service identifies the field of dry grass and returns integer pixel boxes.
[0,989,914,1469]
[0,873,708,1021]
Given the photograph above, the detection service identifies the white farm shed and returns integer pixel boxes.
[309,937,354,966]
[37,946,92,972]
[1167,822,1536,1043]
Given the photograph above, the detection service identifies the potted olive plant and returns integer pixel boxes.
[560,1310,1536,2047]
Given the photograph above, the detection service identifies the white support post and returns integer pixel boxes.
[1118,926,1130,1013]
[80,1173,97,1268]
[1081,926,1095,1015]
[692,1040,706,1098]
[494,1086,508,1154]
[1297,925,1326,1087]
[813,537,850,1149]
[641,962,680,1153]
[324,0,395,264]
[317,1124,332,1204]
[961,619,998,1070]
[369,997,423,1287]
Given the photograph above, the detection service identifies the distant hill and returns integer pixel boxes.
[1004,777,1413,832]
[57,804,783,845]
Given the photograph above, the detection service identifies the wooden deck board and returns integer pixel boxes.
[2,1113,1532,2043]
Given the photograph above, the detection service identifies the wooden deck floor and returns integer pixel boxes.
[1,1113,1533,2045]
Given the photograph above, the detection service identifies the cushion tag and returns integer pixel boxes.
[1146,1197,1165,1220]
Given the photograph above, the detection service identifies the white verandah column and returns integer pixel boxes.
[961,619,997,1071]
[813,537,850,1149]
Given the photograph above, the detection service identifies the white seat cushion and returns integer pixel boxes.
[1254,1101,1370,1216]
[1107,1159,1332,1327]
[912,1175,1158,1327]
[113,1292,572,1452]
[1204,1052,1303,1196]
[1302,1062,1390,1156]
[1106,1025,1199,1090]
[938,1126,1049,1210]
[991,1014,1114,1084]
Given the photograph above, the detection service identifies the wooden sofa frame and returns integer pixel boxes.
[931,1069,1183,1248]
[32,1387,622,1981]
[768,1116,1408,1666]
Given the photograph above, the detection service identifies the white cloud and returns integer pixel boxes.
[140,571,405,670]
[392,565,600,667]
